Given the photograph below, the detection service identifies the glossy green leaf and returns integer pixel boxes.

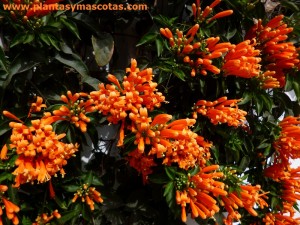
[165,166,176,180]
[136,32,158,47]
[60,17,81,39]
[173,69,186,81]
[58,208,81,224]
[92,34,114,67]
[54,52,89,77]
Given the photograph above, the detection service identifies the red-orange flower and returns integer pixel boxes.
[221,185,268,225]
[1,111,79,187]
[127,148,157,184]
[175,165,227,222]
[194,96,247,127]
[0,184,20,225]
[222,40,261,78]
[271,116,300,167]
[90,59,165,125]
[52,91,95,132]
[245,15,299,87]
[28,96,47,117]
[71,184,103,211]
[32,209,61,225]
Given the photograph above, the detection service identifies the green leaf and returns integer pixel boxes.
[173,69,186,81]
[39,33,51,46]
[54,52,89,77]
[292,75,300,101]
[0,172,13,183]
[62,184,81,192]
[21,216,32,225]
[254,96,263,115]
[58,208,81,224]
[188,165,200,176]
[239,156,250,171]
[92,34,114,67]
[281,0,300,11]
[54,196,68,209]
[48,34,61,51]
[260,93,273,112]
[136,32,158,47]
[238,91,253,105]
[163,182,175,208]
[10,32,28,47]
[155,37,164,57]
[60,17,81,39]
[165,166,176,180]
[91,176,104,186]
[23,33,35,44]
[82,76,100,90]
[148,173,170,184]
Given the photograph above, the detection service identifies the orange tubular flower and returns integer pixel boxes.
[191,0,233,23]
[0,185,20,225]
[223,40,261,78]
[28,96,47,117]
[32,209,61,225]
[90,59,165,126]
[273,116,300,161]
[221,185,268,225]
[160,25,235,77]
[263,212,300,225]
[176,165,227,222]
[127,148,157,184]
[72,184,103,211]
[1,111,79,187]
[52,91,95,132]
[245,15,299,87]
[193,96,247,127]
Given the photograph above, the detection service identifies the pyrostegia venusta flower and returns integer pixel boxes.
[221,185,268,225]
[128,108,212,170]
[263,212,300,225]
[90,59,165,126]
[160,25,234,77]
[193,96,247,127]
[175,165,227,222]
[28,96,47,117]
[273,116,300,162]
[127,148,157,184]
[1,111,79,187]
[191,0,233,23]
[0,184,20,225]
[257,70,281,89]
[245,15,299,87]
[52,91,95,132]
[222,40,261,78]
[71,184,103,211]
[32,209,61,225]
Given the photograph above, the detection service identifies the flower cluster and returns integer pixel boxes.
[263,116,300,223]
[221,185,268,225]
[1,111,79,187]
[127,108,211,172]
[127,149,157,184]
[160,27,235,77]
[191,0,233,23]
[32,209,61,225]
[273,116,300,163]
[0,184,20,225]
[28,96,47,117]
[175,165,227,222]
[72,184,103,211]
[193,96,247,127]
[90,59,165,126]
[245,15,299,87]
[222,40,261,78]
[52,91,95,132]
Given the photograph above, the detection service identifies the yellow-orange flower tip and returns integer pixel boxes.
[2,111,23,123]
